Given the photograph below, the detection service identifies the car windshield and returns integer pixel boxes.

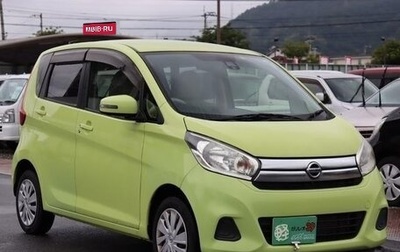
[365,78,400,106]
[0,78,26,104]
[143,52,331,121]
[324,77,378,103]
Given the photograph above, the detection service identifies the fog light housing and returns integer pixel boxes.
[376,207,388,231]
[214,217,241,241]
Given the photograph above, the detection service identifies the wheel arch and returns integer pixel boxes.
[13,159,37,196]
[147,184,198,240]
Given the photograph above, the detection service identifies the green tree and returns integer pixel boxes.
[281,40,309,62]
[194,23,249,49]
[34,26,64,37]
[372,39,400,65]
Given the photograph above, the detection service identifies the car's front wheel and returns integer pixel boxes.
[16,170,55,234]
[378,156,400,207]
[152,197,200,252]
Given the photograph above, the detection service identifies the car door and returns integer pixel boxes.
[74,49,144,228]
[32,50,87,211]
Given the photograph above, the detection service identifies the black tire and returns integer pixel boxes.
[377,156,400,207]
[16,170,55,235]
[152,197,200,252]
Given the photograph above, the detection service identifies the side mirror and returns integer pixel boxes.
[315,92,325,102]
[100,95,138,115]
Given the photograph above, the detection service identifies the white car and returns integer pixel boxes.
[291,70,378,115]
[0,74,30,147]
[340,77,400,139]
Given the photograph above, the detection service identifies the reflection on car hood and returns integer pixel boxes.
[183,116,361,158]
[340,107,397,127]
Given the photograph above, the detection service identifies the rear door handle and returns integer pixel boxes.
[34,108,46,116]
[79,123,93,132]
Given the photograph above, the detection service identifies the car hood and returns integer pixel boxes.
[340,107,397,128]
[183,116,361,158]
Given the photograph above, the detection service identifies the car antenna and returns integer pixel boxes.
[361,68,366,106]
[378,66,388,107]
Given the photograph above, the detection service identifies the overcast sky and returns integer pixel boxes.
[2,0,268,40]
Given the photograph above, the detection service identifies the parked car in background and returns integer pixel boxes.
[0,74,29,147]
[349,67,400,89]
[291,70,378,114]
[369,107,400,206]
[340,77,400,139]
[11,39,387,252]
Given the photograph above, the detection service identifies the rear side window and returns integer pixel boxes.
[46,63,83,105]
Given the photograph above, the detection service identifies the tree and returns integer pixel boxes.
[34,26,64,37]
[371,39,400,65]
[281,41,309,62]
[194,23,249,49]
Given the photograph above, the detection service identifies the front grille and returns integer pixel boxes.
[360,130,373,139]
[253,178,362,190]
[258,211,366,244]
[253,156,362,190]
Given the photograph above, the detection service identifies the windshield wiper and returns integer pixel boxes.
[307,109,325,120]
[217,113,304,121]
[0,100,15,105]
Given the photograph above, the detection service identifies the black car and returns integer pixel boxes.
[370,107,400,206]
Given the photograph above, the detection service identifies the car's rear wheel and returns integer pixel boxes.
[152,197,200,252]
[378,156,400,206]
[16,170,55,234]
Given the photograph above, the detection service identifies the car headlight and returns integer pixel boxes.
[185,132,260,180]
[356,138,376,176]
[2,109,15,123]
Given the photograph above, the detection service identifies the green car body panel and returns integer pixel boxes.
[12,39,387,251]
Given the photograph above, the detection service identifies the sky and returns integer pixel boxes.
[2,0,268,40]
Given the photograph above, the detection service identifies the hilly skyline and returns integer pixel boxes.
[230,0,400,57]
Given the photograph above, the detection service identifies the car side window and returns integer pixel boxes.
[86,62,138,112]
[46,63,83,106]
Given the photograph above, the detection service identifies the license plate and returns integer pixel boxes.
[272,216,317,245]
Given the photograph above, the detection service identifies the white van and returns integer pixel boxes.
[0,74,30,147]
[291,70,378,114]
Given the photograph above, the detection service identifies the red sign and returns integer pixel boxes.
[83,22,117,35]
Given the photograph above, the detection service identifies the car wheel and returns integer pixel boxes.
[378,156,400,207]
[152,197,200,252]
[16,170,55,234]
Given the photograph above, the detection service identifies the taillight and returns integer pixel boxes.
[19,82,29,126]
[20,107,26,126]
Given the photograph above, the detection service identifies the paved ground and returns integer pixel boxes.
[1,157,399,251]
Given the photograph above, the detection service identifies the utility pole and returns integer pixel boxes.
[216,0,221,44]
[33,13,43,33]
[202,11,216,30]
[0,0,5,40]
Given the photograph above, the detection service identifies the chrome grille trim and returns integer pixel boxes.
[254,156,362,185]
[259,156,356,170]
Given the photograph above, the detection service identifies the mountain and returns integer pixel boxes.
[230,0,400,57]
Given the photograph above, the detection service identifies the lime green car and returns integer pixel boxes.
[12,39,387,251]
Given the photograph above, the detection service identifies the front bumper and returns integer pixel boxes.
[0,123,20,141]
[181,166,387,252]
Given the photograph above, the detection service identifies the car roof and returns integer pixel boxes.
[290,70,360,79]
[42,39,262,55]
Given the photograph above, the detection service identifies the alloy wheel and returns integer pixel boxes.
[380,163,400,202]
[17,179,37,226]
[156,208,188,252]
